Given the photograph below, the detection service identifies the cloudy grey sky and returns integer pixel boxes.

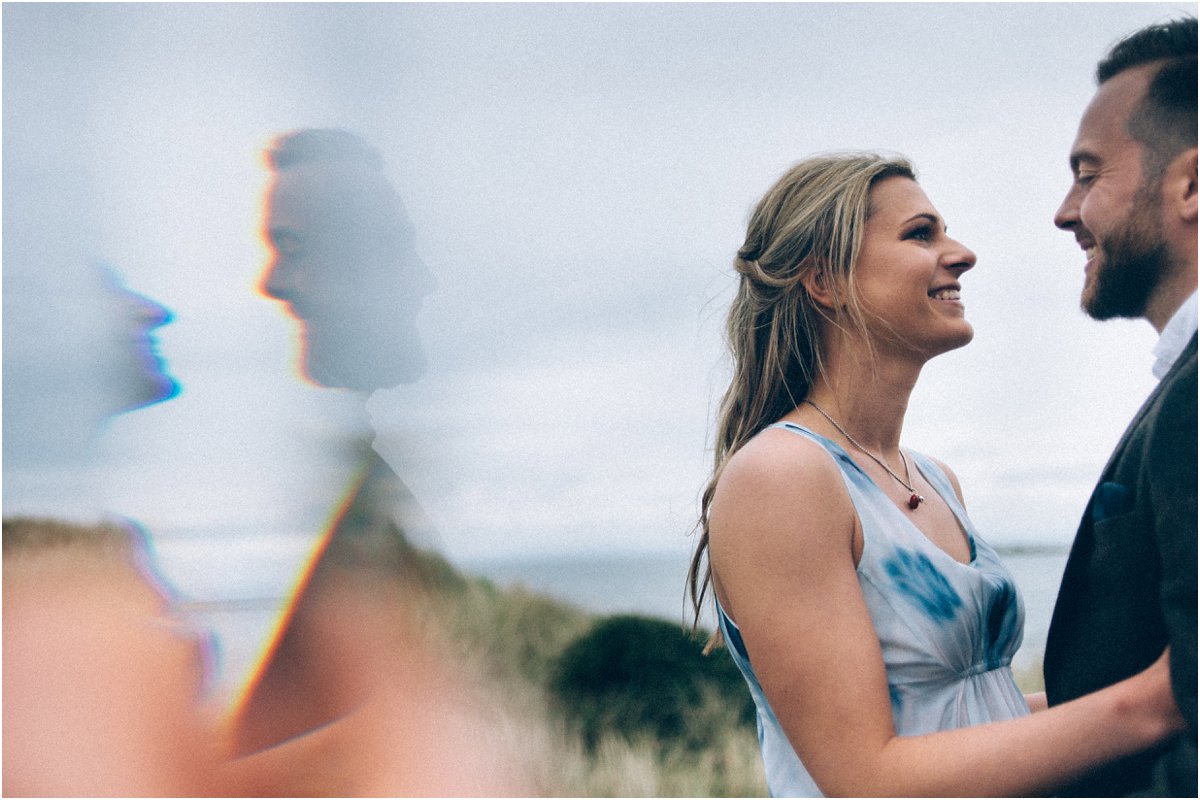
[5,2,1194,574]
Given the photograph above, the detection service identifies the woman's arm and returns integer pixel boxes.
[709,432,1183,797]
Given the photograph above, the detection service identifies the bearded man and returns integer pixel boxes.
[1047,17,1196,797]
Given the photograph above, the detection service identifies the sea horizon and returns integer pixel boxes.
[462,543,1072,675]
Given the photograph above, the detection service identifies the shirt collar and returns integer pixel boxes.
[1152,289,1198,380]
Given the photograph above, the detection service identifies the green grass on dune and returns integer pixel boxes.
[403,543,768,796]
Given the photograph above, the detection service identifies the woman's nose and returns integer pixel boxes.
[944,239,976,274]
[125,290,174,329]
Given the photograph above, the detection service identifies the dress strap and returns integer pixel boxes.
[767,422,864,473]
[714,599,751,661]
[906,451,978,562]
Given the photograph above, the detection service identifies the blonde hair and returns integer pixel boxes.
[688,153,916,647]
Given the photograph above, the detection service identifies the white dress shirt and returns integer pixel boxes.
[1152,289,1198,380]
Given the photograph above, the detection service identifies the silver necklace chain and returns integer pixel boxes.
[804,399,925,510]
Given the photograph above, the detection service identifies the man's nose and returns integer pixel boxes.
[258,258,293,302]
[1053,186,1081,231]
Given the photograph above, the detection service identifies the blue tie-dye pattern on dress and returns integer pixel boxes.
[983,575,1018,660]
[715,424,1029,797]
[883,548,964,622]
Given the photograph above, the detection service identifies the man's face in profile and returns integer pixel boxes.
[1055,64,1170,322]
[260,160,433,391]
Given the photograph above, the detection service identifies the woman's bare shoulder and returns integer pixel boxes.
[719,425,842,495]
[710,425,853,549]
[708,425,861,643]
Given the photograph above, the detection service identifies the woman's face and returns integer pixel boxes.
[851,176,976,359]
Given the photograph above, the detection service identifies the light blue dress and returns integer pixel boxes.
[717,423,1029,797]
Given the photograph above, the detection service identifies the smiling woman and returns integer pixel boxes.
[843,175,976,361]
[686,152,1184,797]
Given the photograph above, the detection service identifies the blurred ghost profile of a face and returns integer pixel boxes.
[259,154,433,392]
[98,266,180,414]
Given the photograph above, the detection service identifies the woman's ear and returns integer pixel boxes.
[800,269,838,310]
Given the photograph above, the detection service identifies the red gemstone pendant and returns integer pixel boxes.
[908,492,923,510]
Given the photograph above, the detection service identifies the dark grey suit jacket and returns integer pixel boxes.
[1044,333,1197,797]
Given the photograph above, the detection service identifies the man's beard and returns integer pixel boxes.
[1082,184,1170,321]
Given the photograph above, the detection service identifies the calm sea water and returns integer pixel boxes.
[463,545,1071,674]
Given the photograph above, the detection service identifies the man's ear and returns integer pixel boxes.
[1169,147,1197,225]
[799,269,838,310]
[1184,148,1197,225]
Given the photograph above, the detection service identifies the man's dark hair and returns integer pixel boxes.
[1097,18,1197,181]
[265,128,383,172]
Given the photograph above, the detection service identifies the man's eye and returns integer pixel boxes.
[1075,173,1096,187]
[274,236,302,256]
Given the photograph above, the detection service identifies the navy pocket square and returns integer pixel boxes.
[1092,481,1133,522]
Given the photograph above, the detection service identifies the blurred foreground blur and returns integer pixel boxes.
[1,517,537,797]
[2,516,771,797]
[3,519,224,796]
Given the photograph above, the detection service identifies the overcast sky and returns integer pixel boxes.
[4,2,1195,573]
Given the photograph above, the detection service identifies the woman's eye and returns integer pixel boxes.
[906,226,933,242]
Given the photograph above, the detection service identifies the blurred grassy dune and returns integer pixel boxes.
[402,543,768,796]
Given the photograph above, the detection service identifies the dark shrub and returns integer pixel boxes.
[551,614,755,750]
